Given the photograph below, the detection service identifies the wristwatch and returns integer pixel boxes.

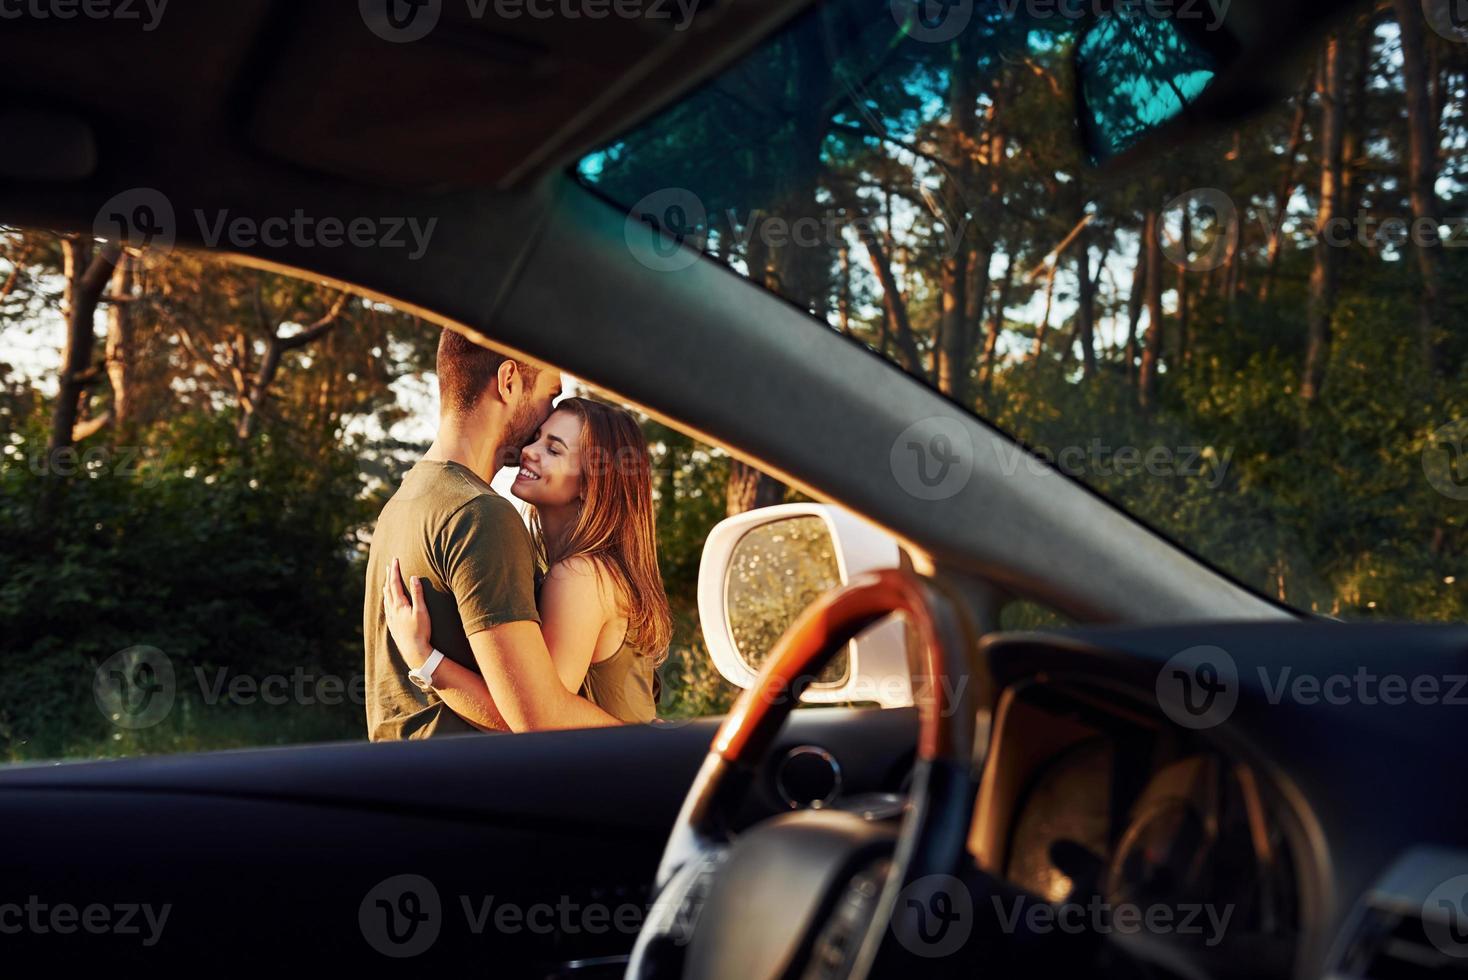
[407,650,446,692]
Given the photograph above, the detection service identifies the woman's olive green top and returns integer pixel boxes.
[579,638,658,724]
[534,567,658,724]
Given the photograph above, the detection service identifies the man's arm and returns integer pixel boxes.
[384,561,509,732]
[469,621,622,732]
[386,562,618,732]
[417,655,509,733]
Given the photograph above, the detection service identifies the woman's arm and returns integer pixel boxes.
[381,558,510,732]
[538,557,619,695]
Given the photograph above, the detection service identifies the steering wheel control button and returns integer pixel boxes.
[1156,645,1240,730]
[358,873,442,959]
[775,745,842,810]
[810,866,889,978]
[891,873,973,959]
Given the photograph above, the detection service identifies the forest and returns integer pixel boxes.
[2,0,1466,760]
[586,0,1467,621]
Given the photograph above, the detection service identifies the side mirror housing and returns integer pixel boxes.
[697,503,914,708]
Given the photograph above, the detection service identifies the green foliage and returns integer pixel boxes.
[0,412,370,759]
[657,601,738,722]
[982,267,1468,620]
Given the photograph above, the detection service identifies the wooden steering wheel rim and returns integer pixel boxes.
[713,567,977,771]
[636,568,984,979]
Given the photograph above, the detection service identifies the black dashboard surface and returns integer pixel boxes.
[980,621,1468,978]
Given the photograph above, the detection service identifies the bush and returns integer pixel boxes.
[0,414,370,759]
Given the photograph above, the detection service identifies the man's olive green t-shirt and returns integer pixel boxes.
[364,461,540,741]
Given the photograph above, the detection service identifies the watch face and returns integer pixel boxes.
[410,673,430,692]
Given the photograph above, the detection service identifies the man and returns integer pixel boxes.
[363,329,620,739]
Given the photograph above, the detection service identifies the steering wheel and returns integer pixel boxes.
[626,569,982,979]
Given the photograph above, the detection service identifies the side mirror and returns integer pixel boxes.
[697,503,914,708]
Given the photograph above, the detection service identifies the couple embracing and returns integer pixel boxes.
[364,329,670,739]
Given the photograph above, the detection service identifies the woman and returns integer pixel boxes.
[384,397,671,724]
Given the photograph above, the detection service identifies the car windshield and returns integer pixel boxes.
[578,0,1467,623]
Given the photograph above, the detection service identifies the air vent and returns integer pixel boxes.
[1337,906,1467,978]
[774,745,841,810]
[1332,848,1468,978]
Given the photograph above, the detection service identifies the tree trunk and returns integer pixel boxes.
[979,251,1014,389]
[1176,206,1191,367]
[1075,230,1099,378]
[1301,36,1345,406]
[851,209,924,376]
[726,460,784,516]
[1124,235,1146,385]
[104,251,137,436]
[1258,77,1312,303]
[1138,207,1164,408]
[836,245,852,337]
[1033,260,1058,360]
[49,237,122,453]
[1392,0,1448,376]
[936,29,980,401]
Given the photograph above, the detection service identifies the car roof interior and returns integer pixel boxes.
[0,0,1349,625]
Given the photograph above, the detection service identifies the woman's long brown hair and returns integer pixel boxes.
[528,397,672,664]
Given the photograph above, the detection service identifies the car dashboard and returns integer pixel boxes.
[969,622,1468,980]
[973,679,1302,977]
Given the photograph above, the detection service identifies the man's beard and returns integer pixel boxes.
[499,395,542,469]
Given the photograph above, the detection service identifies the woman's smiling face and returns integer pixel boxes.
[512,408,584,508]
